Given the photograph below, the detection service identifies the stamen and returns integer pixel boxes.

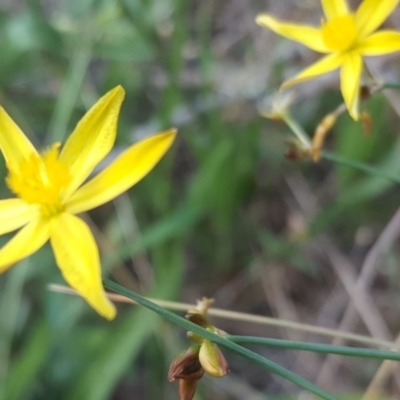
[6,143,71,217]
[321,15,358,52]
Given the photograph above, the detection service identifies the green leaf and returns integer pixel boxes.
[5,320,50,400]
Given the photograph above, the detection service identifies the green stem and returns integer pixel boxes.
[229,336,400,361]
[281,112,312,149]
[382,82,400,90]
[321,151,400,184]
[104,279,338,400]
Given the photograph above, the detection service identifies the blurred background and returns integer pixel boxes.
[1,0,400,399]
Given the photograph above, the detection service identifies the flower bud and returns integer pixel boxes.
[360,111,372,135]
[168,345,204,382]
[185,311,210,328]
[187,331,206,344]
[198,340,229,378]
[260,91,296,121]
[284,138,311,161]
[312,113,336,161]
[179,379,197,400]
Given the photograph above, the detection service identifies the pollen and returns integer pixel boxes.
[6,143,71,217]
[321,14,358,52]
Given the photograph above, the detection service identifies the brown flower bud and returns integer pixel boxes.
[168,345,204,382]
[312,113,336,162]
[169,298,229,400]
[360,111,372,135]
[198,340,229,378]
[179,379,197,400]
[360,85,371,101]
[185,311,210,328]
[285,148,300,160]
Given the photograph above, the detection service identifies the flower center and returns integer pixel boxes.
[6,143,71,218]
[321,14,358,52]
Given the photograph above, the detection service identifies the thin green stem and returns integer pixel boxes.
[104,280,338,400]
[382,82,400,90]
[321,151,400,185]
[281,112,312,149]
[229,336,400,361]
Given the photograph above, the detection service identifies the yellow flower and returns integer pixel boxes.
[256,0,400,120]
[0,86,176,320]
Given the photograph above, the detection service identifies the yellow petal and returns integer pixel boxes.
[66,129,177,214]
[0,199,39,235]
[50,213,116,320]
[256,14,329,53]
[0,106,37,171]
[321,0,349,20]
[281,53,344,90]
[0,217,50,273]
[355,0,400,38]
[60,86,125,200]
[340,52,363,120]
[357,30,400,55]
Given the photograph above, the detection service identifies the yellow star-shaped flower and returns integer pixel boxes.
[256,0,400,120]
[0,86,176,319]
